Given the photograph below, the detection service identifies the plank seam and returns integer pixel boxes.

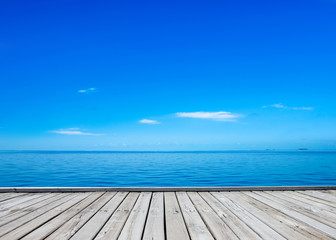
[19,193,94,239]
[141,192,154,240]
[185,191,216,240]
[174,192,192,240]
[113,192,141,240]
[251,191,336,238]
[42,192,106,239]
[61,192,117,239]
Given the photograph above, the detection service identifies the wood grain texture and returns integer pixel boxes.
[0,190,335,239]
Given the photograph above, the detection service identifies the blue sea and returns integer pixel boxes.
[0,151,335,187]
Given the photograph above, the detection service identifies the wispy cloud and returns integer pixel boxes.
[78,87,96,94]
[139,119,160,124]
[49,128,102,136]
[263,103,314,110]
[175,111,242,121]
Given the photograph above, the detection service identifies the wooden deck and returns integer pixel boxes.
[0,190,336,239]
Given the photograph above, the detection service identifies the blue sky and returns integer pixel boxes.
[1,0,336,150]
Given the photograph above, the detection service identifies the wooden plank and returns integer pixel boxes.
[143,192,165,240]
[45,192,117,240]
[265,191,336,227]
[246,191,336,238]
[165,192,190,240]
[187,192,238,239]
[118,192,152,240]
[280,191,336,214]
[1,185,336,192]
[293,191,336,209]
[326,190,336,195]
[0,193,64,228]
[0,193,57,219]
[301,190,336,203]
[199,192,263,240]
[0,193,44,211]
[176,192,214,240]
[0,193,90,240]
[0,193,76,237]
[21,192,104,240]
[0,193,27,202]
[70,192,127,240]
[94,192,139,240]
[212,192,286,240]
[229,192,333,240]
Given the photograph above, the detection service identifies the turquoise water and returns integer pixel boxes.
[0,151,335,187]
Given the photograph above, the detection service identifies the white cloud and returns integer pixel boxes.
[175,111,242,121]
[263,103,314,110]
[78,87,96,93]
[139,119,160,124]
[50,128,102,136]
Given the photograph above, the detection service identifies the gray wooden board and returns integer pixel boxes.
[0,193,57,219]
[0,193,44,211]
[293,191,336,209]
[199,192,263,240]
[0,193,28,203]
[1,185,336,192]
[142,192,165,240]
[70,192,127,240]
[0,190,335,240]
[301,190,336,203]
[279,191,336,214]
[94,192,139,240]
[0,193,90,240]
[230,191,333,240]
[0,193,64,227]
[212,192,286,240]
[21,192,104,240]
[176,192,214,240]
[45,192,117,240]
[164,192,190,240]
[265,191,336,228]
[187,192,239,239]
[118,192,152,240]
[247,191,336,238]
[0,193,74,232]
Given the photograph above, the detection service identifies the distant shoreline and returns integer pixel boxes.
[1,150,336,153]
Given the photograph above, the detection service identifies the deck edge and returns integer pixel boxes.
[0,186,335,192]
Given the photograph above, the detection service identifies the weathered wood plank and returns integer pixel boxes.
[232,192,333,240]
[279,191,336,214]
[143,192,165,240]
[0,193,90,240]
[94,192,139,240]
[246,191,336,238]
[0,193,74,236]
[70,192,127,240]
[265,191,336,227]
[0,193,27,203]
[45,192,117,240]
[293,191,336,209]
[176,192,214,240]
[21,192,104,240]
[0,193,45,211]
[164,192,190,240]
[187,192,239,239]
[0,190,334,240]
[118,192,152,240]
[199,192,262,240]
[0,193,56,219]
[1,185,335,193]
[301,190,336,203]
[212,192,286,240]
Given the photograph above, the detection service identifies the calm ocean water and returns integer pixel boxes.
[0,151,335,187]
